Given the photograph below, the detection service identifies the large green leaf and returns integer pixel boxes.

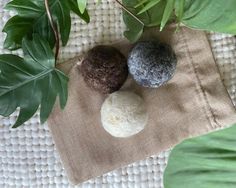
[175,0,236,34]
[3,0,89,50]
[164,124,236,188]
[0,35,68,128]
[122,0,167,42]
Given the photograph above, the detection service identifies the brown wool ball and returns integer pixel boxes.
[80,45,128,94]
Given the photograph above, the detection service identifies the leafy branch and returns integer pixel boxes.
[0,35,68,128]
[3,0,90,51]
[122,0,236,42]
[0,0,91,127]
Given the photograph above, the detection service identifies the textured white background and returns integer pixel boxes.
[0,0,236,187]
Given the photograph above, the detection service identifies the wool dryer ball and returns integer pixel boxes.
[128,41,177,88]
[80,45,128,94]
[101,91,148,138]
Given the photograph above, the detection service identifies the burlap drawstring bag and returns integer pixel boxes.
[48,26,236,185]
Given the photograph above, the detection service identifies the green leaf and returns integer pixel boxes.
[2,16,33,50]
[175,0,185,22]
[137,0,161,15]
[3,0,89,50]
[164,124,236,188]
[135,0,149,8]
[4,0,45,17]
[160,0,175,31]
[124,22,144,43]
[77,0,87,14]
[175,0,236,34]
[69,0,90,23]
[0,35,68,128]
[122,0,167,42]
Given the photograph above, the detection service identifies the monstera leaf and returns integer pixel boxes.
[0,35,68,128]
[164,124,236,188]
[3,0,89,50]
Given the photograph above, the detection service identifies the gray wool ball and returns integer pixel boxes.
[128,41,177,88]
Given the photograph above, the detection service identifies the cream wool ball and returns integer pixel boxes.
[101,91,148,138]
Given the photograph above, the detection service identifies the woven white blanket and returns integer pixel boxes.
[0,1,236,187]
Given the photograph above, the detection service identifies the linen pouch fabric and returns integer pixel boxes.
[48,26,236,185]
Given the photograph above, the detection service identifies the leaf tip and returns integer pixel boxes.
[12,121,22,129]
[39,116,47,125]
[137,10,144,15]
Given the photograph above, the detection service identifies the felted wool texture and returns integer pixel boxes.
[101,91,148,137]
[128,41,177,88]
[48,25,236,185]
[0,1,236,188]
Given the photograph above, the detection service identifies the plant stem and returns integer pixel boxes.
[114,0,144,26]
[44,0,60,63]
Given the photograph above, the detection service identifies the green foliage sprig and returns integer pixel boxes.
[122,0,236,42]
[3,0,90,50]
[0,0,90,127]
[0,35,68,128]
